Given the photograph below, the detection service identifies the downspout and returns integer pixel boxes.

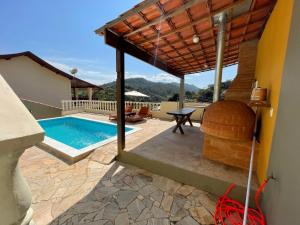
[213,12,226,102]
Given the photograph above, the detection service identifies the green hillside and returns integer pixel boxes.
[94,78,231,102]
[94,78,200,102]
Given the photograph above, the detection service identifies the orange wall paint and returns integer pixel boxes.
[255,0,294,183]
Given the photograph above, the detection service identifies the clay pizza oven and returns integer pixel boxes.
[200,100,257,170]
[201,100,255,141]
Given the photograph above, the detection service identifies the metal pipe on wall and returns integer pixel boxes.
[213,12,226,102]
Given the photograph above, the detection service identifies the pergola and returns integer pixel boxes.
[95,0,276,154]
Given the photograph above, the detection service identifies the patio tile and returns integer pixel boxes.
[176,185,195,197]
[189,206,214,225]
[151,206,168,218]
[161,194,173,212]
[147,218,170,225]
[19,114,221,225]
[117,190,139,208]
[176,216,199,225]
[127,199,146,220]
[115,212,130,225]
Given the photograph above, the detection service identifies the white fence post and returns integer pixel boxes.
[61,100,161,114]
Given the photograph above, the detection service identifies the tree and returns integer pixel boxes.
[197,80,232,102]
[168,93,179,101]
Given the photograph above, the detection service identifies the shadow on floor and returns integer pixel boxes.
[47,161,217,225]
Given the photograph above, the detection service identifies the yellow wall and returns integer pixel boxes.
[255,0,294,183]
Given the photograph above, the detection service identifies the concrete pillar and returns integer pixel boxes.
[74,88,79,100]
[213,12,226,102]
[179,76,185,109]
[88,88,93,100]
[0,74,44,225]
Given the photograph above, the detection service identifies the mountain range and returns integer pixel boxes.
[95,78,200,102]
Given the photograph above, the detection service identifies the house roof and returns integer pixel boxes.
[0,51,101,89]
[96,0,276,76]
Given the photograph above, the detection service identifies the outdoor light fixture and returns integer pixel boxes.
[203,64,208,69]
[192,35,200,44]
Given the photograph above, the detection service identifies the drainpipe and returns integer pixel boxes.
[213,12,226,102]
[179,76,185,109]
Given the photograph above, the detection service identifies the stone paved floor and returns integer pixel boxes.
[19,113,255,225]
[20,147,217,225]
[75,113,257,188]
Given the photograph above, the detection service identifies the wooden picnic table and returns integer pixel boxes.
[167,108,196,134]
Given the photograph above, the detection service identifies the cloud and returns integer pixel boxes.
[46,59,116,85]
[46,57,180,86]
[125,71,179,83]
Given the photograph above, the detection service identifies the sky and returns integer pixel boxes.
[0,0,237,88]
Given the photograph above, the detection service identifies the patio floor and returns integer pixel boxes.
[20,147,217,225]
[20,113,257,225]
[75,113,258,188]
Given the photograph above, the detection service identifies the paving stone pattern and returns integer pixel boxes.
[20,147,217,225]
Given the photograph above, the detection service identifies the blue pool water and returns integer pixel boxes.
[38,117,133,150]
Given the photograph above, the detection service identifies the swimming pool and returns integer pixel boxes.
[38,116,140,162]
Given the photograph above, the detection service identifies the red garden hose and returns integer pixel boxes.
[214,179,268,225]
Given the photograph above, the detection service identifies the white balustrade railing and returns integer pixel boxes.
[62,100,161,113]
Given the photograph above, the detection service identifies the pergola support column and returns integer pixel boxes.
[116,48,125,154]
[87,88,93,101]
[213,12,226,102]
[179,76,185,109]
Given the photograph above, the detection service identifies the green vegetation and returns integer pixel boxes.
[94,78,232,103]
[197,80,232,102]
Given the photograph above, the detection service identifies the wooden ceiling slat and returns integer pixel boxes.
[170,48,239,66]
[98,0,276,75]
[164,42,240,61]
[156,0,202,69]
[123,0,206,38]
[96,0,163,34]
[166,46,235,63]
[145,15,266,52]
[136,0,246,45]
[185,5,210,67]
[241,0,256,42]
[105,29,183,77]
[173,51,239,67]
[147,19,266,58]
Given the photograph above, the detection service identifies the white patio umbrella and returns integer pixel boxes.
[125,90,149,98]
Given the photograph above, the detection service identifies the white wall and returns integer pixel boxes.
[0,56,71,108]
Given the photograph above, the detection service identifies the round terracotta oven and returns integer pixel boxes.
[201,100,255,141]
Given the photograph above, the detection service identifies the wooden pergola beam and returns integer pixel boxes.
[95,0,162,35]
[179,60,237,74]
[170,49,239,66]
[173,53,239,70]
[138,2,270,47]
[164,44,239,62]
[147,22,263,55]
[123,0,206,38]
[104,29,183,77]
[136,0,247,45]
[182,62,237,74]
[145,13,266,53]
